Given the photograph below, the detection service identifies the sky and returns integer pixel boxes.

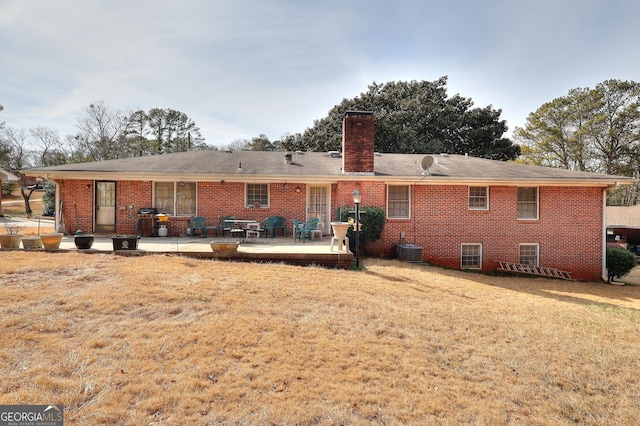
[1,0,639,149]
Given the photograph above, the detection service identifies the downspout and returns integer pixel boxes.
[412,183,417,245]
[601,187,608,281]
[53,179,65,234]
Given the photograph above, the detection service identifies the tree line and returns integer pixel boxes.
[515,79,640,205]
[0,101,210,172]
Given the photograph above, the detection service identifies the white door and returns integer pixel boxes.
[308,185,329,235]
[96,181,116,233]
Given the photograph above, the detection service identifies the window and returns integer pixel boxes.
[468,186,488,210]
[461,244,482,269]
[388,185,410,218]
[517,187,538,219]
[246,183,269,207]
[154,182,196,215]
[519,244,539,266]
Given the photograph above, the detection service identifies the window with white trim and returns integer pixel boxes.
[519,244,539,266]
[154,181,196,215]
[246,183,269,208]
[387,185,410,218]
[517,187,538,219]
[461,244,482,269]
[468,186,488,210]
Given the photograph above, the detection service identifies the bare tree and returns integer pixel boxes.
[2,127,37,215]
[30,126,65,166]
[73,101,132,161]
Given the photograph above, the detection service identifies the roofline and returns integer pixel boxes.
[0,168,20,181]
[22,169,636,187]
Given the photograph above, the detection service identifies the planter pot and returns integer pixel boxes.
[0,234,26,249]
[22,237,43,249]
[330,222,350,239]
[74,235,95,250]
[112,235,140,250]
[210,241,240,252]
[40,232,64,250]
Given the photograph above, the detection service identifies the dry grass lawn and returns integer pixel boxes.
[1,190,43,218]
[1,252,639,425]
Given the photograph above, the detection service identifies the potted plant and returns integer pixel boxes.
[112,235,140,250]
[74,230,94,250]
[210,241,240,252]
[40,232,64,250]
[21,236,43,249]
[0,221,25,249]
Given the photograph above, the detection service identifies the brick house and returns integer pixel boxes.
[23,112,635,281]
[606,204,640,248]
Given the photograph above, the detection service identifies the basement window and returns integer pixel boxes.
[461,244,482,269]
[519,243,539,266]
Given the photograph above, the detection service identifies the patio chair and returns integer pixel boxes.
[293,219,310,242]
[306,217,322,240]
[229,221,245,239]
[260,216,278,238]
[187,216,207,238]
[274,216,288,237]
[245,221,262,239]
[217,216,234,237]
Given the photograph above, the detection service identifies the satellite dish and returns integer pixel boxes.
[421,156,434,170]
[421,156,434,169]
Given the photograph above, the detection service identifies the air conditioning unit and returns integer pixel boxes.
[397,244,423,262]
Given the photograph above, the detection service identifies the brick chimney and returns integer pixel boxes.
[342,111,375,174]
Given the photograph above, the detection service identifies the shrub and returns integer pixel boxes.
[606,247,637,282]
[2,181,17,196]
[41,181,56,216]
[335,205,385,254]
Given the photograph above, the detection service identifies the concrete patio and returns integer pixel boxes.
[17,234,355,269]
[1,216,356,268]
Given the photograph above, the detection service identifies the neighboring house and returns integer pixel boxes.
[0,168,20,216]
[606,204,640,247]
[23,112,636,281]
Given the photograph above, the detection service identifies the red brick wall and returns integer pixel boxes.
[57,178,605,280]
[195,181,307,234]
[58,179,95,233]
[342,114,375,174]
[115,181,153,234]
[370,185,604,281]
[59,179,310,237]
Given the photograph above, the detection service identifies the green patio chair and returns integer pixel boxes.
[187,216,207,238]
[293,219,310,242]
[274,216,287,237]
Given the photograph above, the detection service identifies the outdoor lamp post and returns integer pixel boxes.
[352,189,361,268]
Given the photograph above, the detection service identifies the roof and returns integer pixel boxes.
[606,204,640,229]
[22,151,637,187]
[0,168,19,182]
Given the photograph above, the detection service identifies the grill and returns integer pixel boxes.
[136,208,158,236]
[138,208,158,215]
